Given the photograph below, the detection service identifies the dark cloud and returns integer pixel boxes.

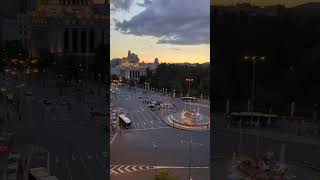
[115,0,210,45]
[111,0,134,11]
[137,0,152,7]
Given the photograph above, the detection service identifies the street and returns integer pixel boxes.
[0,71,108,180]
[110,85,210,179]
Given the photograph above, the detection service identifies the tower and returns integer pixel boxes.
[154,58,159,64]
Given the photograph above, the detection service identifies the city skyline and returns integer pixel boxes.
[110,0,210,63]
[212,0,319,7]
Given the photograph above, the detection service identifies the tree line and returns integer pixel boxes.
[140,63,210,98]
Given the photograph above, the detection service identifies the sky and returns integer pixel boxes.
[110,0,210,64]
[212,0,319,7]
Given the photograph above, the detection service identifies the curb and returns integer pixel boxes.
[161,114,210,132]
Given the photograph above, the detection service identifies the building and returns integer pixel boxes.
[1,0,109,66]
[111,50,159,81]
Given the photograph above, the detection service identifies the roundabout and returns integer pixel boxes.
[163,110,210,131]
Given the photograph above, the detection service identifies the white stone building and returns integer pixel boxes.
[111,50,159,81]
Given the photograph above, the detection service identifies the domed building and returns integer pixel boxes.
[111,50,159,81]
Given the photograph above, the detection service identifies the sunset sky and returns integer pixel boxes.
[212,0,318,7]
[110,0,210,63]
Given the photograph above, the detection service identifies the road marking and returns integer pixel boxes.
[133,111,145,129]
[124,127,171,132]
[156,166,209,169]
[110,132,118,145]
[66,160,73,180]
[117,166,125,173]
[110,165,155,175]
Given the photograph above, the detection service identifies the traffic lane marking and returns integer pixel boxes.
[124,127,171,132]
[143,110,162,128]
[133,111,145,129]
[138,111,154,129]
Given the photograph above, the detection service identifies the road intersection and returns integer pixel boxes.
[110,85,210,179]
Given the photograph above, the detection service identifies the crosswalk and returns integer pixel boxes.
[110,165,154,175]
[125,108,168,130]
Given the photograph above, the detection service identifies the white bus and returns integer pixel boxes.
[119,114,132,129]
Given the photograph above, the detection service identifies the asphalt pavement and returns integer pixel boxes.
[110,85,210,180]
[1,72,108,180]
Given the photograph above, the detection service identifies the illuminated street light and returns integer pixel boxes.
[185,78,194,97]
[243,55,266,112]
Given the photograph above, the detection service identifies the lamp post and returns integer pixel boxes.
[180,136,203,180]
[152,142,157,179]
[243,55,266,156]
[186,78,193,97]
[243,56,266,113]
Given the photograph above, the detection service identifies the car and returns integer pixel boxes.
[138,96,143,99]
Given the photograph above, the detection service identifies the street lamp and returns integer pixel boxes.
[180,136,203,180]
[185,78,193,97]
[243,55,266,113]
[152,142,157,178]
[242,55,266,156]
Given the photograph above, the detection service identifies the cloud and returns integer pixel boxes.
[115,0,210,45]
[137,0,152,7]
[111,0,134,11]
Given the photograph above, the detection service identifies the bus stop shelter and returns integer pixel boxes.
[228,112,279,128]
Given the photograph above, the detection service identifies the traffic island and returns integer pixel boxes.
[163,110,210,131]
